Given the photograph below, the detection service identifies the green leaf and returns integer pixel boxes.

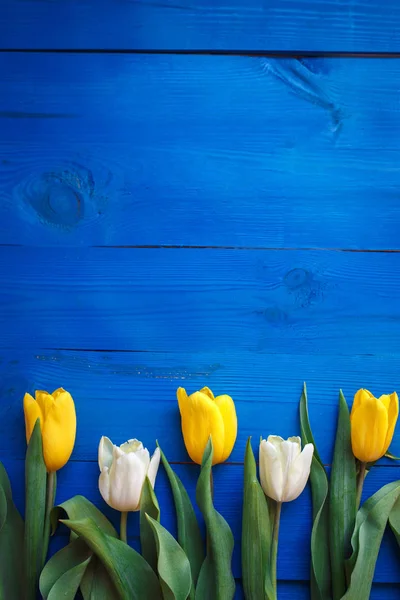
[299,383,331,600]
[146,514,192,600]
[48,557,91,600]
[241,438,273,600]
[195,439,235,600]
[159,445,204,596]
[40,537,91,599]
[51,495,118,538]
[62,517,162,600]
[0,462,24,600]
[140,476,160,572]
[385,451,400,460]
[329,391,356,600]
[80,556,118,600]
[24,419,47,600]
[343,481,400,599]
[51,496,117,599]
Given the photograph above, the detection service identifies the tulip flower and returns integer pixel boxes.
[177,386,237,465]
[98,436,160,539]
[24,388,76,473]
[259,435,314,503]
[98,437,160,542]
[259,435,313,596]
[350,389,398,464]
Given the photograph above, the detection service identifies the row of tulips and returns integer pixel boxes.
[0,384,399,599]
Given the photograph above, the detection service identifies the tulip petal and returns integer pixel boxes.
[284,443,313,502]
[259,439,284,502]
[200,387,215,400]
[120,439,144,453]
[351,396,388,463]
[147,447,161,488]
[42,390,76,472]
[109,452,146,512]
[177,389,225,465]
[351,389,373,417]
[383,392,399,455]
[98,436,114,471]
[35,390,55,420]
[23,393,43,443]
[99,467,111,505]
[214,394,237,462]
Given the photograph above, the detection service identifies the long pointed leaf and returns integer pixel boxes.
[195,439,235,600]
[80,556,118,600]
[343,481,400,599]
[329,391,356,600]
[160,446,204,597]
[51,495,117,538]
[24,420,47,600]
[241,438,273,600]
[299,384,331,600]
[62,517,162,600]
[40,537,91,599]
[146,514,192,600]
[0,462,24,600]
[140,476,160,572]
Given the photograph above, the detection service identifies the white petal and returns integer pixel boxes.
[259,440,283,502]
[120,438,144,453]
[134,448,150,471]
[147,447,161,488]
[98,467,111,505]
[266,435,285,451]
[109,451,147,512]
[283,443,314,502]
[98,436,114,471]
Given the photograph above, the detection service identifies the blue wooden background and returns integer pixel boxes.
[2,2,400,598]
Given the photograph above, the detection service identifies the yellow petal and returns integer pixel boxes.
[35,390,55,420]
[177,389,225,465]
[199,387,214,400]
[351,389,373,417]
[214,394,237,462]
[382,392,399,455]
[23,393,42,443]
[42,389,76,472]
[351,395,388,462]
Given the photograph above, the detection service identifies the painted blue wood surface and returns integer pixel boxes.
[2,55,400,249]
[2,3,400,598]
[1,0,400,52]
[2,247,400,355]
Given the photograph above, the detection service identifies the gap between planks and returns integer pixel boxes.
[2,49,400,58]
[1,244,400,253]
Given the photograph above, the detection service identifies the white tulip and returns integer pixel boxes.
[98,436,160,512]
[259,435,313,502]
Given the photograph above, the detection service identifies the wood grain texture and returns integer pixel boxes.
[2,54,400,249]
[3,458,400,584]
[2,246,400,355]
[1,349,400,463]
[1,0,400,52]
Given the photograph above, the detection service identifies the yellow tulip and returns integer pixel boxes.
[23,388,76,472]
[350,389,398,463]
[177,386,237,465]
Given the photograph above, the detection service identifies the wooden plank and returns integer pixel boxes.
[1,349,400,463]
[2,54,400,249]
[1,0,400,52]
[2,246,400,355]
[3,458,400,583]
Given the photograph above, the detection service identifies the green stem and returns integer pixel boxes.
[356,462,367,509]
[271,501,282,598]
[120,511,128,543]
[42,470,56,566]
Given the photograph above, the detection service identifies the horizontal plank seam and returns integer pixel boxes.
[2,244,400,253]
[2,49,400,58]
